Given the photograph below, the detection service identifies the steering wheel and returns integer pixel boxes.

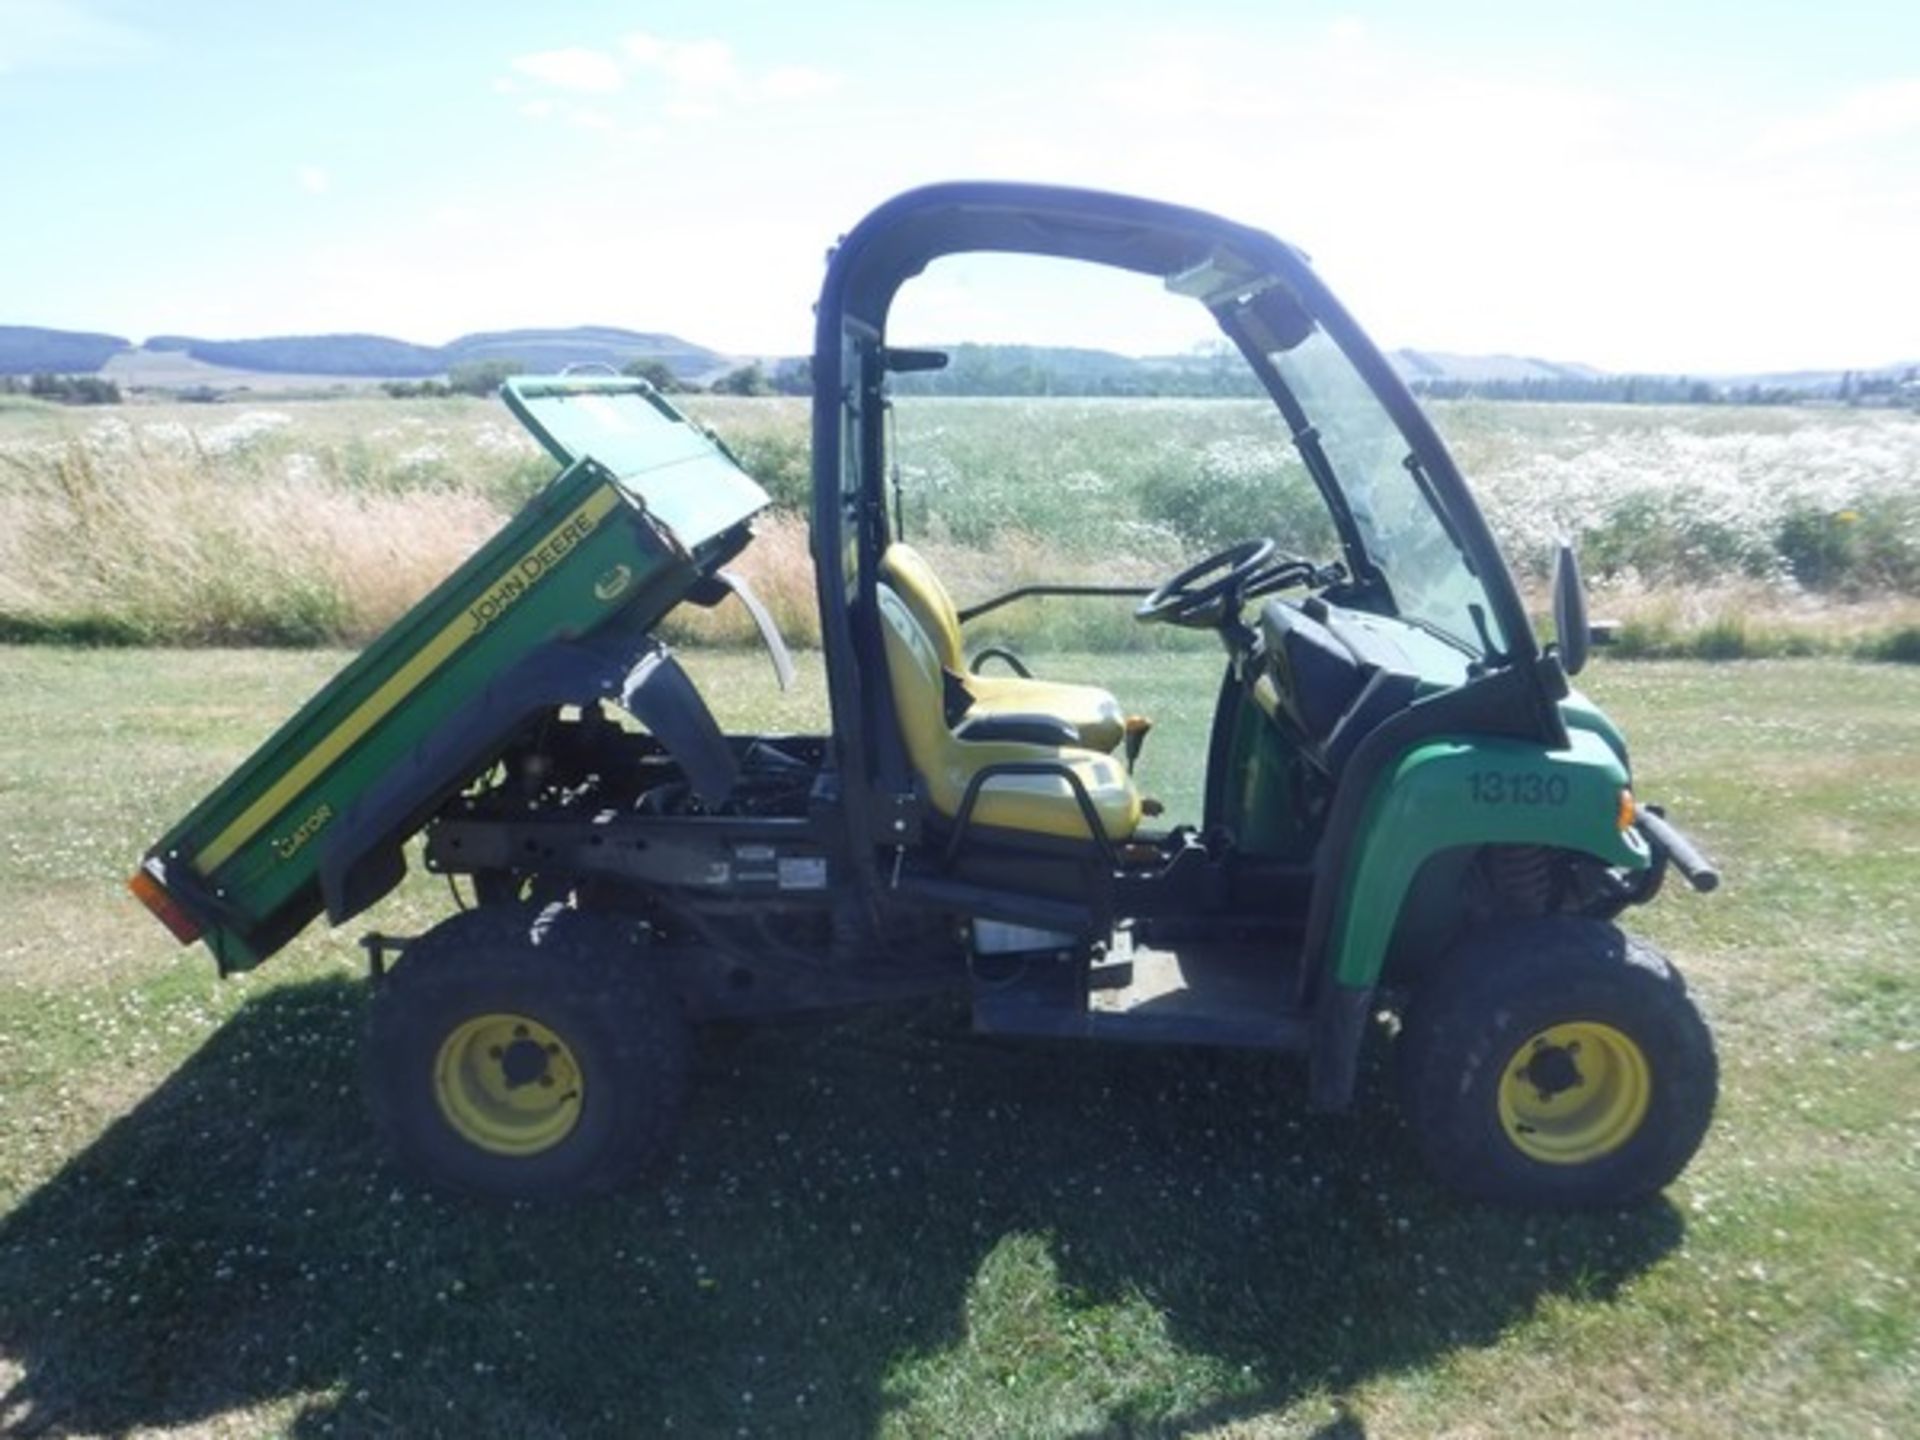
[1243,553,1323,601]
[1134,538,1276,627]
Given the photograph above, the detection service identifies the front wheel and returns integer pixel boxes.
[365,906,689,1201]
[1396,917,1716,1208]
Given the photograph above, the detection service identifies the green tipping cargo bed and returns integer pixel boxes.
[132,377,770,971]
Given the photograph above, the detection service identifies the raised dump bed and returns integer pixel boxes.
[131,376,770,972]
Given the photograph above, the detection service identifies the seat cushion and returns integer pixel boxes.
[963,673,1127,754]
[947,743,1140,842]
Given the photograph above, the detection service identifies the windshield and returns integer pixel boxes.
[1262,324,1507,656]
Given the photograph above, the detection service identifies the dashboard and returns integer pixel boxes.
[1252,596,1473,772]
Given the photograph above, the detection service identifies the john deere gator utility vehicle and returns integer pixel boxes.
[133,183,1720,1206]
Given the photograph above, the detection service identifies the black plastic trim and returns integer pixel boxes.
[1308,981,1374,1111]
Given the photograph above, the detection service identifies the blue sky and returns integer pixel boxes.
[2,0,1915,372]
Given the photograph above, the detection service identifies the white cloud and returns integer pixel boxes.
[761,64,838,102]
[1753,78,1920,157]
[510,47,624,95]
[661,98,720,122]
[1326,16,1368,49]
[634,35,737,93]
[501,33,837,125]
[296,165,329,195]
[0,0,143,73]
[619,30,839,112]
[621,32,665,66]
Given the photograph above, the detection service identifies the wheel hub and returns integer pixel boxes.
[498,1035,552,1088]
[1496,1021,1650,1166]
[1522,1041,1583,1099]
[434,1012,584,1156]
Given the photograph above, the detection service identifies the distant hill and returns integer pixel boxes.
[3,322,1911,405]
[0,325,131,375]
[442,327,724,377]
[3,325,727,383]
[152,326,728,380]
[144,332,444,376]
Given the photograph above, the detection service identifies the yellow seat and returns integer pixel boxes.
[881,542,1127,753]
[877,583,1141,845]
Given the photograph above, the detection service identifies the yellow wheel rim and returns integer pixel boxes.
[433,1012,584,1157]
[1497,1021,1650,1165]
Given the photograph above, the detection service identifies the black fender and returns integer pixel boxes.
[318,629,735,925]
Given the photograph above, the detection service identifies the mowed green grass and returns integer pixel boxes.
[0,645,1916,1437]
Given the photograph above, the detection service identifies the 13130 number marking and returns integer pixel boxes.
[1468,771,1570,806]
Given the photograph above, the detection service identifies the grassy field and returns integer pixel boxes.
[3,394,1918,657]
[1,644,1915,1437]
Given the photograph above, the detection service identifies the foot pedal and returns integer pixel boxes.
[1088,957,1134,991]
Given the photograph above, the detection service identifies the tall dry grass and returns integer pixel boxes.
[656,511,819,648]
[0,412,1204,653]
[3,396,1917,660]
[0,437,503,645]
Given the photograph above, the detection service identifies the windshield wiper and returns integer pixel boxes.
[1400,611,1497,666]
[1466,603,1504,669]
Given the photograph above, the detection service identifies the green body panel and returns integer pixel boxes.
[1326,728,1647,988]
[1217,692,1321,859]
[1559,686,1630,766]
[143,380,769,971]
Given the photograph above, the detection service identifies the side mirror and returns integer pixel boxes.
[1552,543,1590,677]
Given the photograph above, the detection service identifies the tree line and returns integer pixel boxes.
[0,374,122,404]
[1408,369,1920,408]
[379,357,813,400]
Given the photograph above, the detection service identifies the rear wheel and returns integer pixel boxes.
[1396,916,1716,1208]
[366,906,689,1201]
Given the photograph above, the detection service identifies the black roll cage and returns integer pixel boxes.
[809,181,1554,898]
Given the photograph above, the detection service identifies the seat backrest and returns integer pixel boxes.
[881,542,965,672]
[877,581,1140,844]
[876,582,967,815]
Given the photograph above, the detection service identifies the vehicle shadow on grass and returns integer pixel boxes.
[0,976,1684,1437]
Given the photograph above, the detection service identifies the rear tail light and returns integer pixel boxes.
[129,863,204,945]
